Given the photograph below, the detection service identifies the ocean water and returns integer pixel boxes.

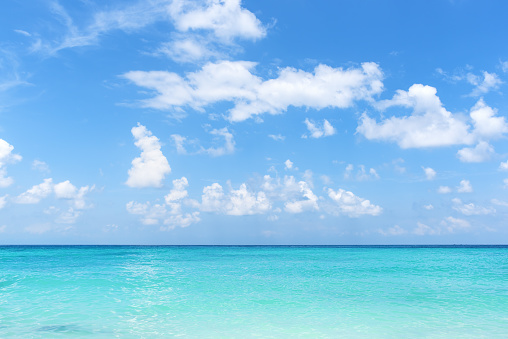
[0,246,506,338]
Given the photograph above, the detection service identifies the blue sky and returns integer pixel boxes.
[1,0,508,244]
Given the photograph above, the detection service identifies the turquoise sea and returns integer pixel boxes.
[0,246,506,338]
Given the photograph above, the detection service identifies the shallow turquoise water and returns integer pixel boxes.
[0,246,506,338]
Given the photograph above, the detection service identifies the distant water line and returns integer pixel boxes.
[0,245,507,338]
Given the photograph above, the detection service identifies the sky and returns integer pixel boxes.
[1,0,508,244]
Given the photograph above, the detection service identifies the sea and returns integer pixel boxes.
[0,245,506,338]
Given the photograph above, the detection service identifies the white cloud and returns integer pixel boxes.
[467,71,503,96]
[204,127,235,156]
[457,141,494,163]
[165,177,189,203]
[358,84,474,148]
[502,61,508,73]
[171,134,187,154]
[0,195,7,209]
[413,222,440,235]
[0,225,6,233]
[452,198,495,216]
[0,139,22,188]
[303,118,336,138]
[56,208,82,224]
[423,204,434,210]
[268,134,285,141]
[344,164,379,181]
[423,167,436,180]
[327,188,382,217]
[169,0,266,41]
[440,216,470,233]
[161,212,201,231]
[457,180,473,193]
[470,99,508,139]
[378,225,407,236]
[123,61,384,122]
[126,123,171,188]
[284,159,293,170]
[54,180,77,199]
[32,160,50,173]
[491,199,508,207]
[499,160,508,171]
[127,176,199,228]
[157,36,219,64]
[35,0,267,66]
[171,127,235,156]
[284,181,319,213]
[437,186,452,194]
[200,182,271,215]
[15,179,53,204]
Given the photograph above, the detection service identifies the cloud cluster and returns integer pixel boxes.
[201,182,271,215]
[302,118,336,138]
[33,0,266,61]
[14,178,94,224]
[0,139,22,187]
[413,217,470,235]
[126,123,171,188]
[123,61,384,122]
[437,180,473,194]
[423,167,436,180]
[344,164,379,181]
[172,127,235,156]
[327,188,382,217]
[452,198,495,216]
[127,176,201,229]
[358,85,507,157]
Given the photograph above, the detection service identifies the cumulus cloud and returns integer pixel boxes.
[423,167,436,180]
[499,160,508,171]
[467,71,503,96]
[284,159,293,170]
[457,180,473,193]
[413,222,440,235]
[54,180,77,199]
[169,0,266,41]
[358,85,508,150]
[327,188,382,217]
[35,0,266,60]
[204,127,235,156]
[452,198,495,216]
[0,195,7,209]
[127,176,200,229]
[302,118,336,138]
[437,186,452,194]
[284,181,319,213]
[15,179,54,204]
[200,182,271,215]
[0,139,22,188]
[440,216,470,233]
[126,123,171,188]
[457,141,494,163]
[470,99,508,139]
[123,61,384,122]
[357,84,473,148]
[15,178,94,222]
